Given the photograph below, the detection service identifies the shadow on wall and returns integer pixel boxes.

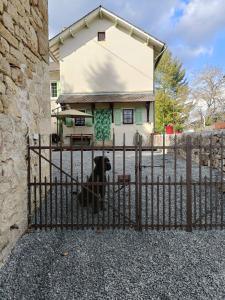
[84,59,126,93]
[61,59,126,94]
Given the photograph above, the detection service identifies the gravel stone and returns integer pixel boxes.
[1,230,225,299]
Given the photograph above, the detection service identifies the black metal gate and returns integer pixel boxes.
[27,133,225,231]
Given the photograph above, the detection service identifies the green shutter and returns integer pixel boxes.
[114,109,122,125]
[57,81,61,97]
[85,109,93,126]
[64,117,73,127]
[135,108,143,125]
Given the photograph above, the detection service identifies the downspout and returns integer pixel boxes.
[154,45,167,69]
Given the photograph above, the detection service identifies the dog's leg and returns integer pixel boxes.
[78,188,88,207]
[93,196,99,214]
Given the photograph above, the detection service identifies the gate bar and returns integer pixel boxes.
[186,135,192,232]
[138,134,142,231]
[27,136,31,227]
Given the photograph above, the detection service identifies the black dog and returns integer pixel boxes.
[77,156,111,213]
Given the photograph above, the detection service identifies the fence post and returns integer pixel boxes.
[186,135,192,232]
[27,135,31,228]
[138,135,142,231]
[135,132,139,230]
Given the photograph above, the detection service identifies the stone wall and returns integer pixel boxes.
[176,131,225,171]
[0,0,50,265]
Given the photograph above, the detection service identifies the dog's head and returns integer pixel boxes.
[94,156,111,172]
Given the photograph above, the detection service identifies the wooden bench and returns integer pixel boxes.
[66,134,93,146]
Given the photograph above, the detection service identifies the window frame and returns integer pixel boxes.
[75,109,86,127]
[98,31,106,41]
[50,81,58,99]
[123,109,134,125]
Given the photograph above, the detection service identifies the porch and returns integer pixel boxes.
[56,98,155,146]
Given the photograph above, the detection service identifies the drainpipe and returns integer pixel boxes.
[154,45,167,69]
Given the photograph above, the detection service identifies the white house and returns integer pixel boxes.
[49,6,165,145]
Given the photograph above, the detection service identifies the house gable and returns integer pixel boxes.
[49,6,165,62]
[49,6,165,95]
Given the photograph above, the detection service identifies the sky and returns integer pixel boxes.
[48,0,225,79]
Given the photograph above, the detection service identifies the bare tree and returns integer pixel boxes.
[191,67,225,127]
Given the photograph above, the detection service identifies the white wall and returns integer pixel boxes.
[60,18,154,94]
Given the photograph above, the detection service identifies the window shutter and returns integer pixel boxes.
[114,109,122,125]
[85,109,93,126]
[64,117,73,127]
[135,108,143,125]
[57,81,61,97]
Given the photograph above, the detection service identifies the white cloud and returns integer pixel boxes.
[171,44,214,61]
[175,0,225,45]
[48,0,225,66]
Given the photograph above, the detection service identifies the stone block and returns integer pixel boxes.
[23,45,39,63]
[0,94,8,111]
[27,26,38,53]
[21,0,30,14]
[5,52,21,68]
[19,28,28,45]
[26,65,33,79]
[19,15,30,35]
[11,68,24,85]
[0,235,9,253]
[0,98,3,112]
[38,0,48,21]
[0,1,3,14]
[7,2,19,22]
[31,6,43,28]
[10,46,26,63]
[0,57,11,76]
[14,25,20,38]
[2,12,14,34]
[0,81,6,95]
[14,0,26,17]
[0,37,10,55]
[0,23,18,48]
[31,0,39,5]
[37,28,48,56]
[4,75,18,95]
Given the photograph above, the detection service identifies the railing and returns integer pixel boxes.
[27,133,225,231]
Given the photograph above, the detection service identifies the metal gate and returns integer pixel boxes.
[27,133,225,231]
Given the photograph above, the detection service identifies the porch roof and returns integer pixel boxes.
[57,92,154,104]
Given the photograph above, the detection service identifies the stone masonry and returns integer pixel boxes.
[176,131,225,172]
[0,0,50,265]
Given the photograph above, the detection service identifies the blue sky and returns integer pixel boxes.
[49,0,225,78]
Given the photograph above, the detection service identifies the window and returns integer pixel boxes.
[98,32,105,41]
[51,82,57,98]
[123,109,133,124]
[75,110,85,126]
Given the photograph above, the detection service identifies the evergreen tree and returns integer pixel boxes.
[155,50,190,133]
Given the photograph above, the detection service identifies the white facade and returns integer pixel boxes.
[60,18,154,94]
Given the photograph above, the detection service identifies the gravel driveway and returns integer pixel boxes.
[1,230,225,299]
[4,150,223,299]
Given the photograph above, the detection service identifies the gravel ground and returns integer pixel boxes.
[7,150,223,299]
[1,230,225,299]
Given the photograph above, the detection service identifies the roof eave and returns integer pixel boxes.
[49,6,165,61]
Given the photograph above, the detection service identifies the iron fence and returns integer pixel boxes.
[27,133,225,231]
